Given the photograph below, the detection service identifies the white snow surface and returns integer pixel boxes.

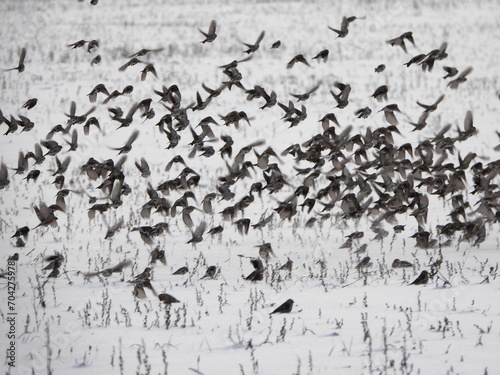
[0,0,499,374]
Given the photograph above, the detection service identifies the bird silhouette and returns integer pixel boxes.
[242,31,265,54]
[199,20,217,43]
[111,130,139,155]
[158,293,180,305]
[5,47,26,73]
[409,270,430,285]
[271,299,294,314]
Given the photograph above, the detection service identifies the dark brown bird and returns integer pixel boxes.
[448,67,473,89]
[87,83,109,103]
[188,221,206,244]
[141,64,157,81]
[442,66,458,79]
[371,85,388,101]
[328,16,354,38]
[271,299,294,314]
[387,31,415,53]
[111,130,139,154]
[173,266,188,275]
[409,270,430,285]
[404,54,426,67]
[242,31,265,54]
[82,260,132,278]
[417,94,445,113]
[135,157,151,178]
[128,48,163,58]
[392,259,414,268]
[33,202,59,229]
[11,226,30,240]
[22,98,38,110]
[355,256,372,271]
[87,40,99,53]
[312,49,329,63]
[199,20,217,43]
[5,47,26,73]
[119,57,145,72]
[158,293,180,305]
[244,257,264,281]
[68,40,87,49]
[378,104,400,125]
[287,54,310,69]
[355,107,372,119]
[90,55,101,66]
[291,83,320,102]
[270,40,281,49]
[201,265,218,279]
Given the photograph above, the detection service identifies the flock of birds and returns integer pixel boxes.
[1,12,499,315]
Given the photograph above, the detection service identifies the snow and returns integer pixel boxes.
[0,0,499,374]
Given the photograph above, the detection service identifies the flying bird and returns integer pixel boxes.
[199,20,217,43]
[111,130,139,155]
[5,47,26,73]
[242,31,265,54]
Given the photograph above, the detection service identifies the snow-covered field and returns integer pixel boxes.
[1,0,499,374]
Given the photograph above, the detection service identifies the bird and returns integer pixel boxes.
[448,67,473,89]
[172,266,188,275]
[404,53,426,67]
[328,17,352,38]
[392,259,414,268]
[199,19,217,43]
[409,270,430,285]
[242,31,265,54]
[256,242,275,261]
[82,260,132,278]
[5,47,26,73]
[87,83,109,103]
[355,107,372,119]
[43,252,64,271]
[386,31,415,53]
[87,40,99,53]
[371,85,388,101]
[271,299,294,314]
[244,258,264,281]
[312,49,329,63]
[68,40,87,49]
[375,64,386,73]
[33,202,59,229]
[188,221,207,244]
[111,130,139,154]
[158,293,180,305]
[128,48,163,58]
[129,267,152,283]
[355,256,372,271]
[201,265,218,279]
[378,104,400,125]
[287,54,310,69]
[331,81,351,109]
[270,40,281,49]
[90,55,101,66]
[442,66,458,79]
[417,94,445,112]
[22,98,38,110]
[104,218,124,239]
[134,157,151,178]
[11,226,30,240]
[140,64,157,81]
[119,57,145,72]
[291,83,320,101]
